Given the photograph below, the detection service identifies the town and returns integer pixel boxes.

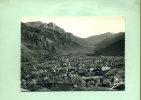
[21,55,125,91]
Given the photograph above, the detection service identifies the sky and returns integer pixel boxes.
[21,16,125,38]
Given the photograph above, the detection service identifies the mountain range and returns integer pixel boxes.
[21,21,125,62]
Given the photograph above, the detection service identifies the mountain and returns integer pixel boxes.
[64,32,114,49]
[84,32,114,47]
[25,21,65,33]
[21,21,125,63]
[21,21,85,63]
[93,32,125,56]
[23,21,115,48]
[22,22,83,50]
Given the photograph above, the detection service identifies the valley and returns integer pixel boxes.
[21,21,125,91]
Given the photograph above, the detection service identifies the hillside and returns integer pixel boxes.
[21,21,125,63]
[93,32,125,56]
[21,22,85,63]
[84,32,114,47]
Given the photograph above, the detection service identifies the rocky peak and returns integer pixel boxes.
[47,22,65,33]
[47,22,56,28]
[26,21,43,27]
[25,21,65,33]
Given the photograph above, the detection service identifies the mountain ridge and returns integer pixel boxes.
[93,32,125,56]
[25,21,65,33]
[21,21,125,57]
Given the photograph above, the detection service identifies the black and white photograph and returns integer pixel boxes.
[21,17,125,91]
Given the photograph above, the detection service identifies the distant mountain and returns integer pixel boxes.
[67,33,90,47]
[93,32,125,56]
[84,32,114,47]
